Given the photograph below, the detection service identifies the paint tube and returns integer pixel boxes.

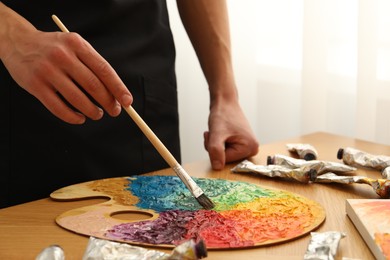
[231,160,317,183]
[315,173,390,199]
[286,143,318,161]
[267,154,356,174]
[82,237,207,260]
[36,245,65,260]
[337,147,390,171]
[383,166,390,179]
[168,239,207,260]
[303,231,346,260]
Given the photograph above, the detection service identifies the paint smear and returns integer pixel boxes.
[375,233,390,259]
[350,200,390,259]
[103,176,323,248]
[88,177,138,205]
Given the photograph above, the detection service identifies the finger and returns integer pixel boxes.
[204,132,226,170]
[203,131,209,151]
[224,137,260,163]
[71,35,133,107]
[67,59,122,117]
[224,144,244,163]
[48,36,121,117]
[50,70,104,121]
[37,85,86,124]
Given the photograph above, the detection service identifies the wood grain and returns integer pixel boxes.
[50,176,325,249]
[1,132,389,259]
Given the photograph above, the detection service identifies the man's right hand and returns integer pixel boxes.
[0,3,132,124]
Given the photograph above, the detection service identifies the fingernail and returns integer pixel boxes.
[113,101,122,115]
[97,107,104,118]
[75,114,86,124]
[121,94,132,107]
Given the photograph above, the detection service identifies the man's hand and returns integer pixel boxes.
[177,0,259,169]
[0,3,132,124]
[204,99,259,170]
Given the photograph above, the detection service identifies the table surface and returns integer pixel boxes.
[1,132,389,260]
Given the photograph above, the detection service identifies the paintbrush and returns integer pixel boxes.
[51,15,215,210]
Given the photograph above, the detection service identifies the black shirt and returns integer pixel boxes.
[0,0,181,207]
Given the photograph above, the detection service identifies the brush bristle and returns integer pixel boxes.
[196,194,215,210]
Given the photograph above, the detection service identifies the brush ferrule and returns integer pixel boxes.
[173,164,203,198]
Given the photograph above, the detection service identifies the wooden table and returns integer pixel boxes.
[1,132,389,259]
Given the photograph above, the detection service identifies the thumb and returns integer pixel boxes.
[203,131,225,170]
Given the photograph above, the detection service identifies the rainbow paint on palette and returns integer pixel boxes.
[52,176,325,249]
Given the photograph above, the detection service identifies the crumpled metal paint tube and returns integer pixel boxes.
[231,160,317,183]
[315,173,390,199]
[35,245,65,260]
[303,231,346,260]
[267,154,356,175]
[383,166,390,180]
[36,237,207,260]
[82,237,207,260]
[286,143,318,161]
[337,147,390,172]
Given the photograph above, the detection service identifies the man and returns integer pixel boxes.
[0,0,259,207]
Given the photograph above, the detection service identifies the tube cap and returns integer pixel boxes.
[267,156,273,165]
[337,148,344,160]
[303,153,316,161]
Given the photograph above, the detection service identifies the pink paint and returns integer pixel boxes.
[55,176,325,249]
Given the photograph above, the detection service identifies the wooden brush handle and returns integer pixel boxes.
[51,15,178,168]
[123,106,178,168]
[52,15,69,33]
[124,106,203,197]
[51,14,207,200]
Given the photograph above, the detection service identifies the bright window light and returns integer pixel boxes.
[326,0,357,77]
[377,48,390,81]
[255,0,303,70]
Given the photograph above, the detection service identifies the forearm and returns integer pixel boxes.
[176,0,238,105]
[0,2,36,61]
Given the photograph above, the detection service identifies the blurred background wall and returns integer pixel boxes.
[167,0,390,163]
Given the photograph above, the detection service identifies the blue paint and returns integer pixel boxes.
[127,176,275,212]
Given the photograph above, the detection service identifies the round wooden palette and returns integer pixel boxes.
[51,175,325,249]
